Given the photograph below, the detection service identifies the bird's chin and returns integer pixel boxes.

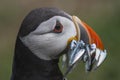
[54,47,69,60]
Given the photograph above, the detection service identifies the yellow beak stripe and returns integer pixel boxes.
[72,16,81,41]
[67,16,81,45]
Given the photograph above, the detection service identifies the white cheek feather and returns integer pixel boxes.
[20,16,77,60]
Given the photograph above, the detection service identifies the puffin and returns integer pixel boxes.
[11,7,107,80]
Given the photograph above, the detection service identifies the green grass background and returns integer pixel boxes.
[0,0,120,80]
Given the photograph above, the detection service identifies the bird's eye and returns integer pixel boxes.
[53,21,63,33]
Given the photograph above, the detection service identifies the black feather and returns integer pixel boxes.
[11,37,63,80]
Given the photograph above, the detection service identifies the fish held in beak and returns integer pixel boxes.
[62,16,107,77]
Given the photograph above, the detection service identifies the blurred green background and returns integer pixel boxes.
[0,0,120,80]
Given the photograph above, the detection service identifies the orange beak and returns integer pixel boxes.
[64,16,107,74]
[81,22,104,50]
[72,16,104,50]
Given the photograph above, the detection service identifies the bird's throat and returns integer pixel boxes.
[11,38,63,80]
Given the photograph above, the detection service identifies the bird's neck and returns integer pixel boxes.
[11,38,63,80]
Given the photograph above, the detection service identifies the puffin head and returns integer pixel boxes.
[19,8,77,60]
[11,7,107,80]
